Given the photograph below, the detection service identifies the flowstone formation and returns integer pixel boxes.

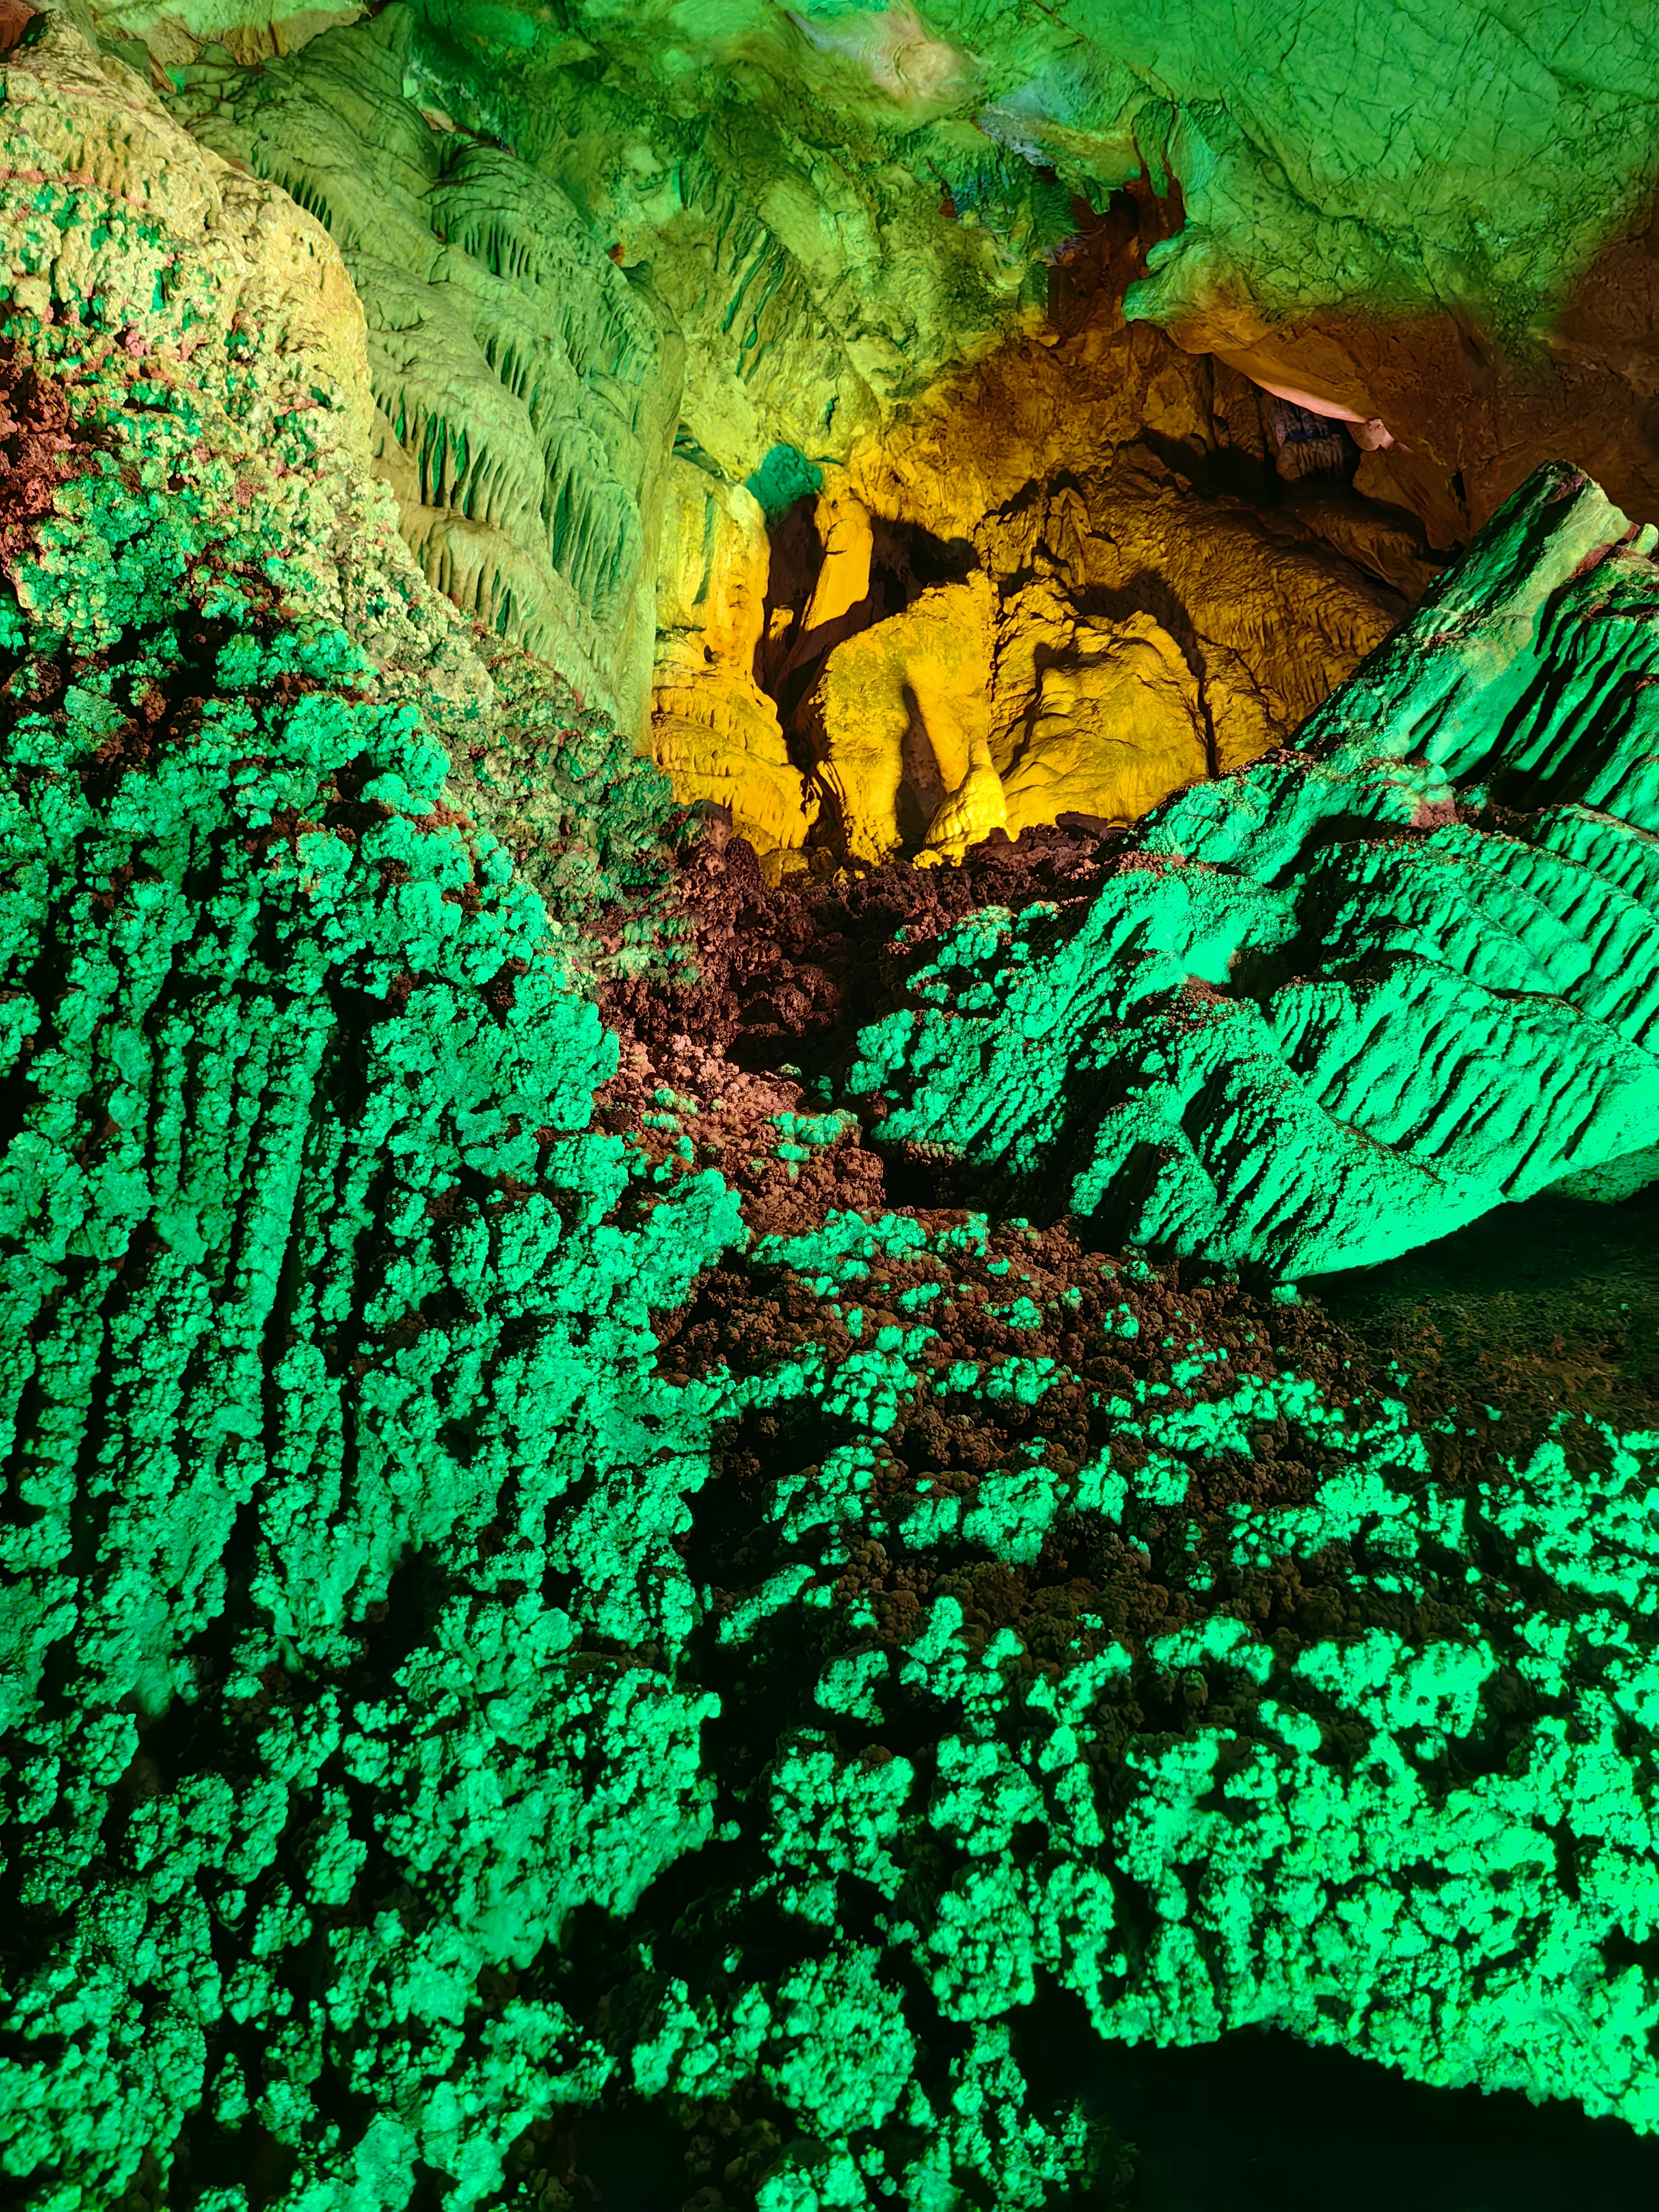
[7,9,1659,2212]
[107,0,1659,544]
[838,466,1659,1277]
[165,3,682,733]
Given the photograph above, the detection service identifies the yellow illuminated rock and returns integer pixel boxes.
[1000,612,1210,832]
[1193,639,1282,773]
[697,320,1413,867]
[918,733,1008,862]
[986,578,1085,770]
[763,489,880,712]
[650,458,813,858]
[838,325,1406,753]
[804,573,995,862]
[801,491,875,634]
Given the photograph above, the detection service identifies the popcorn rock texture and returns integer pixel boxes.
[0,27,720,2206]
[3,9,1659,2212]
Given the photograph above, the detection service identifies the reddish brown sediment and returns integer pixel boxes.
[0,343,85,573]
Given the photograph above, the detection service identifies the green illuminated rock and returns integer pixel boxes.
[848,465,1659,1277]
[640,1209,1659,2194]
[0,27,728,2203]
[5,12,1659,2212]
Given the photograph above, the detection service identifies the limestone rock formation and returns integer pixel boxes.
[848,464,1659,1277]
[11,9,1659,2212]
[651,255,1426,869]
[728,417,1404,867]
[997,604,1209,834]
[649,456,812,861]
[76,0,1659,598]
[839,332,1415,731]
[166,4,682,730]
[0,23,694,2209]
[0,3,370,435]
[93,0,360,65]
[802,571,996,862]
[794,566,1217,861]
[153,0,1046,503]
[129,0,1540,862]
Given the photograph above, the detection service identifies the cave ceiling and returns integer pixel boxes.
[9,7,1659,2210]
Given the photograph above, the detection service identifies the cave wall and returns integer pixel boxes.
[143,0,1659,536]
[165,5,683,733]
[76,0,1657,864]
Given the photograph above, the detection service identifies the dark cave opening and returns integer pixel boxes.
[571,2024,1659,2212]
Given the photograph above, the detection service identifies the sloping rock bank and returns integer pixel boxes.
[842,466,1659,1276]
[6,23,1659,2212]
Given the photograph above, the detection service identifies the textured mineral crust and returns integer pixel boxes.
[147,0,1659,556]
[842,466,1659,1276]
[3,6,1659,2212]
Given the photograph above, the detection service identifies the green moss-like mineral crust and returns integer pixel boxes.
[6,10,1659,2212]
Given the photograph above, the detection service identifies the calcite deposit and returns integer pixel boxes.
[5,4,1659,2210]
[843,468,1659,1276]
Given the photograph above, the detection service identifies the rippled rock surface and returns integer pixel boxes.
[5,13,1659,2212]
[849,466,1659,1276]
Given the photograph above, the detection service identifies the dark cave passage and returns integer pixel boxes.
[575,2028,1659,2212]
